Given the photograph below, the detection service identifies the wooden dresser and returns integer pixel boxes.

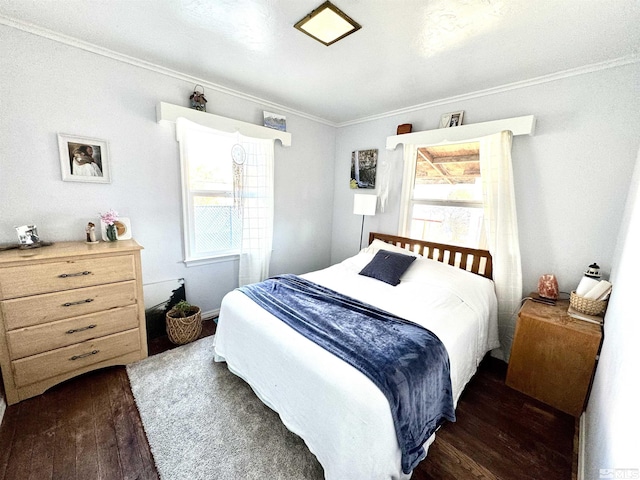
[506,297,603,417]
[0,240,147,405]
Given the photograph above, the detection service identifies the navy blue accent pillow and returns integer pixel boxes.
[359,249,417,286]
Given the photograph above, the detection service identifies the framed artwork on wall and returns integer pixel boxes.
[350,149,378,189]
[439,111,464,128]
[263,111,287,132]
[57,133,111,183]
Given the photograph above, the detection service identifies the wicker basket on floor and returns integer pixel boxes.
[166,306,202,345]
[569,291,607,316]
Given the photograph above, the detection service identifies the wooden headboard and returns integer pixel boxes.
[369,232,493,280]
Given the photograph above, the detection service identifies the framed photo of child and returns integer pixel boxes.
[439,111,464,128]
[57,133,111,183]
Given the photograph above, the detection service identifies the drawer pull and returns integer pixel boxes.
[59,271,92,278]
[62,298,94,307]
[70,350,99,361]
[66,324,97,334]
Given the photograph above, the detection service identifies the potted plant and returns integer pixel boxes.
[165,300,202,345]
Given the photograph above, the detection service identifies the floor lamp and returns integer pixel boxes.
[353,194,378,250]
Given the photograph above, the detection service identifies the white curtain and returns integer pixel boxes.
[397,144,418,236]
[377,148,403,213]
[238,135,275,286]
[479,130,522,361]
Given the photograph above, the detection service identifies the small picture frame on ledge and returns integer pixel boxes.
[100,217,132,241]
[439,111,464,128]
[263,111,287,132]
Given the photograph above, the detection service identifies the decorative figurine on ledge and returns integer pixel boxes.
[189,84,207,112]
[584,263,601,279]
[86,222,98,243]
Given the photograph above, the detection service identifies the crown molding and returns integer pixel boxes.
[337,54,639,127]
[2,14,638,129]
[0,15,335,127]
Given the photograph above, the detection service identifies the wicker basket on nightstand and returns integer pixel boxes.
[569,291,607,316]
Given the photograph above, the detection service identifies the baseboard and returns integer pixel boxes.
[578,413,586,480]
[202,308,220,321]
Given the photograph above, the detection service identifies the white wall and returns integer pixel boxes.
[583,148,640,478]
[0,25,336,314]
[332,63,640,298]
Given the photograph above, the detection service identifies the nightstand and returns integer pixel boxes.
[506,297,603,417]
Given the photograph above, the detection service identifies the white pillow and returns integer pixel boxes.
[360,238,421,257]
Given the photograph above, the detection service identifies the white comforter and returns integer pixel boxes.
[213,252,499,480]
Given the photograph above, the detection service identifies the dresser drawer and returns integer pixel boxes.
[0,254,135,299]
[6,304,139,359]
[12,329,141,388]
[1,281,137,330]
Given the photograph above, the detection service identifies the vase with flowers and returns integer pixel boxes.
[100,209,119,242]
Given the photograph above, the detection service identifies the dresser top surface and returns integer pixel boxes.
[0,240,143,266]
[520,297,602,336]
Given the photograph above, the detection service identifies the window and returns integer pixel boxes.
[177,118,275,273]
[401,142,486,249]
[178,121,242,263]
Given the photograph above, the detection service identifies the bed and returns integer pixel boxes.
[213,232,499,479]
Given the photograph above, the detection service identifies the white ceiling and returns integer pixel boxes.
[1,0,638,124]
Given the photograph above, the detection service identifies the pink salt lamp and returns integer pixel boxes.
[538,274,559,300]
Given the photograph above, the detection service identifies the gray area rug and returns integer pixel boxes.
[126,336,324,480]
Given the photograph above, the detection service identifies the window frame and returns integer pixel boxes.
[170,110,287,268]
[178,124,240,266]
[399,143,486,249]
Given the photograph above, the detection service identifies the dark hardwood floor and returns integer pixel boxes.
[0,320,575,480]
[413,359,576,480]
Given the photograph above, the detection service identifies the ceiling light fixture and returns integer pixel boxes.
[294,1,361,46]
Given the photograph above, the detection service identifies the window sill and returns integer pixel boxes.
[183,253,239,267]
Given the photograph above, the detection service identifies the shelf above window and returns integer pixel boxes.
[156,102,292,147]
[386,115,535,150]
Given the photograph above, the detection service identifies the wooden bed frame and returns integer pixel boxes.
[369,232,493,280]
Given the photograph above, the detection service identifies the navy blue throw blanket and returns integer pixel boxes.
[238,274,456,473]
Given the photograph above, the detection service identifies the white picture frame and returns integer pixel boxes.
[439,111,464,128]
[58,133,111,183]
[263,111,287,132]
[100,217,132,241]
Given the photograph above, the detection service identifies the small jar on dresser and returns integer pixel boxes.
[0,240,147,405]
